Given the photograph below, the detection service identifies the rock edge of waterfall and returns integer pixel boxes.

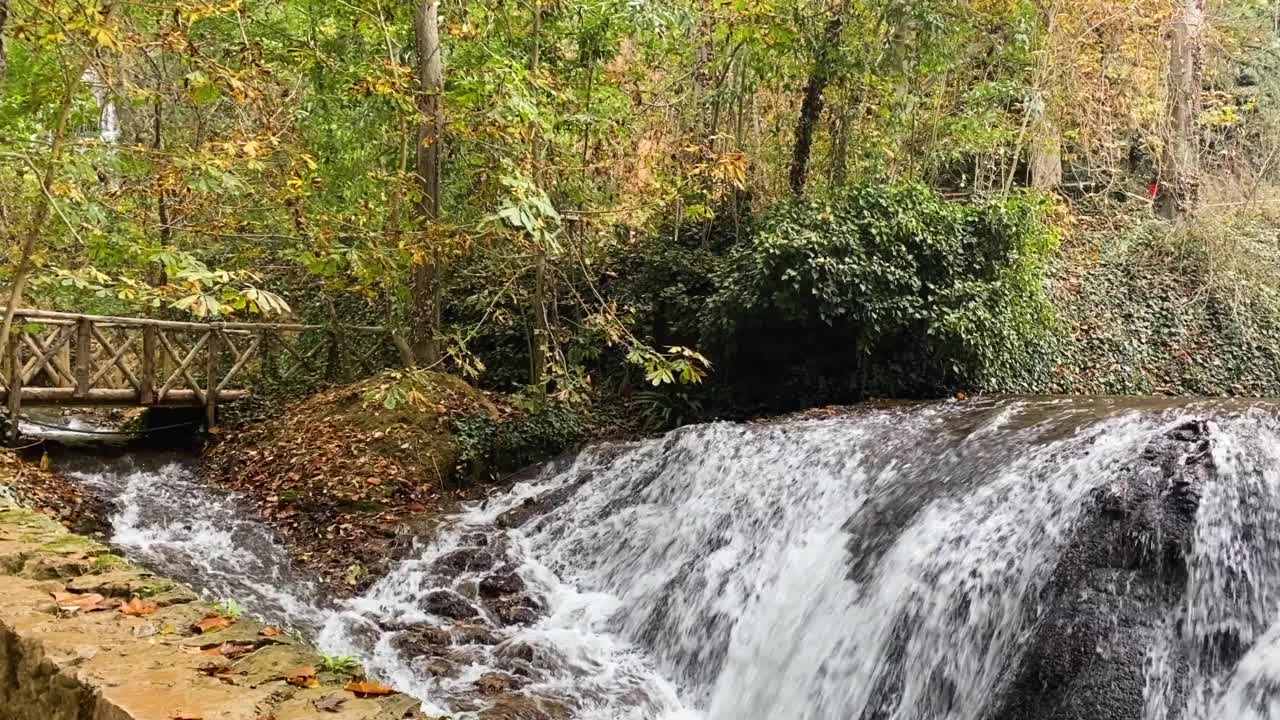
[989,419,1209,720]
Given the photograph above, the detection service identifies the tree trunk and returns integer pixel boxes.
[0,0,9,91]
[0,67,79,369]
[1029,118,1062,191]
[149,97,170,287]
[789,16,843,196]
[527,0,552,390]
[1158,0,1204,220]
[411,0,444,365]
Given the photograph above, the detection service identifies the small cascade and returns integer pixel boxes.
[50,398,1280,719]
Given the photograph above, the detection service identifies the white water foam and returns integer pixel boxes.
[54,399,1280,719]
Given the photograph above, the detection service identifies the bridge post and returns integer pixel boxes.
[206,323,221,429]
[73,317,91,399]
[140,325,156,405]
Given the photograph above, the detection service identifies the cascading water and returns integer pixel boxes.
[45,398,1280,719]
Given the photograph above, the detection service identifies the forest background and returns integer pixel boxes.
[2,0,1279,436]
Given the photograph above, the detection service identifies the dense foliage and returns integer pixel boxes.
[709,185,1058,403]
[3,0,1280,429]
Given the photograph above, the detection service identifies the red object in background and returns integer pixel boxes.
[1148,182,1160,200]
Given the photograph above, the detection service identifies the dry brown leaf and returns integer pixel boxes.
[192,614,235,634]
[53,592,106,612]
[204,642,257,660]
[285,666,318,688]
[344,680,398,697]
[259,626,282,637]
[119,597,158,617]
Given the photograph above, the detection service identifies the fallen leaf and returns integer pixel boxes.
[202,642,256,660]
[120,597,158,616]
[259,626,282,637]
[53,592,106,612]
[313,694,346,712]
[285,666,318,688]
[345,680,398,697]
[192,614,234,634]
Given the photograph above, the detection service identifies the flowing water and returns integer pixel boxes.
[42,397,1280,719]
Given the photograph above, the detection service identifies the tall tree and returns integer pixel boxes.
[790,13,844,195]
[411,0,445,364]
[0,0,8,90]
[1158,0,1205,220]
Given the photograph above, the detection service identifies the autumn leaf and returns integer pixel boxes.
[285,666,318,688]
[120,597,159,616]
[52,591,106,612]
[344,680,398,697]
[192,613,235,634]
[203,642,256,660]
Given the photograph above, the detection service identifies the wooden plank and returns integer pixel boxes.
[206,327,220,429]
[89,324,141,390]
[0,307,384,333]
[0,387,249,406]
[217,334,259,392]
[74,318,92,398]
[140,325,156,404]
[155,329,208,404]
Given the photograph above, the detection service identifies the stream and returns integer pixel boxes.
[39,397,1280,719]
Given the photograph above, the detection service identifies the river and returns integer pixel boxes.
[40,397,1280,719]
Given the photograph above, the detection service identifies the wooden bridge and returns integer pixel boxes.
[1,308,405,442]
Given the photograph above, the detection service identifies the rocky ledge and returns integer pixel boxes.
[0,502,428,720]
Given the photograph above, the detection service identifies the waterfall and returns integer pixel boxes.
[52,398,1280,719]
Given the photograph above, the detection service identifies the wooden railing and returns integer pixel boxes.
[1,308,405,442]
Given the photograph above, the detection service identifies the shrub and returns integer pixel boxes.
[709,183,1059,404]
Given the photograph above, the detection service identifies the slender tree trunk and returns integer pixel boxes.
[0,0,9,91]
[1,67,79,368]
[1029,118,1063,190]
[150,97,170,286]
[411,0,444,365]
[528,0,552,390]
[789,16,843,196]
[1158,0,1204,220]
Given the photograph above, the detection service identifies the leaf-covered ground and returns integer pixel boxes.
[203,371,501,593]
[0,449,107,535]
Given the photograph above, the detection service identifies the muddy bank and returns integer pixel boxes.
[0,500,427,720]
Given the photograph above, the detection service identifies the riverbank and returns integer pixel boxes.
[0,459,427,720]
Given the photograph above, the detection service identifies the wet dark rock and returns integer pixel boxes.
[392,624,451,655]
[434,548,496,575]
[462,532,490,547]
[496,484,583,530]
[423,589,481,620]
[476,671,525,694]
[410,655,457,678]
[989,421,1210,720]
[450,622,500,645]
[480,572,526,597]
[495,640,536,663]
[491,601,539,626]
[476,695,572,720]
